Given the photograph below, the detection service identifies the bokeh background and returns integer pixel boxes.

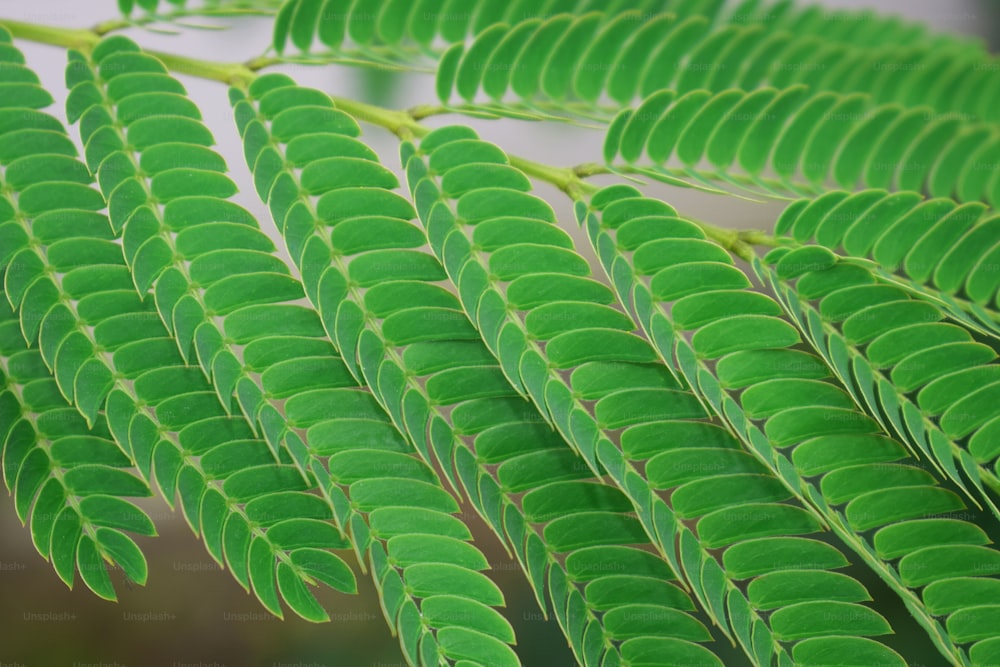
[0,1,998,665]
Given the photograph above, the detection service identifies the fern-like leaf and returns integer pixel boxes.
[64,36,527,659]
[402,124,910,665]
[604,86,1000,203]
[577,184,1000,665]
[773,189,1000,342]
[232,73,733,666]
[0,4,997,665]
[117,0,282,17]
[436,10,998,126]
[0,34,360,621]
[605,87,1000,204]
[0,295,154,600]
[274,0,981,67]
[755,243,1000,518]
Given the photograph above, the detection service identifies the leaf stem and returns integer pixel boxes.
[328,96,428,140]
[509,156,599,199]
[1,15,780,257]
[92,7,279,35]
[153,50,257,87]
[0,18,99,50]
[246,53,429,73]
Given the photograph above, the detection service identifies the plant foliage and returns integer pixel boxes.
[1,1,1000,665]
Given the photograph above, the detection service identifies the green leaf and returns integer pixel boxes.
[586,575,693,612]
[748,570,869,610]
[792,637,905,666]
[899,545,1000,588]
[48,506,81,587]
[604,604,710,641]
[276,561,328,622]
[29,478,65,557]
[770,600,892,641]
[223,513,252,591]
[647,449,766,489]
[566,546,676,582]
[63,465,150,497]
[846,486,964,533]
[267,520,349,551]
[351,478,458,514]
[248,535,283,618]
[13,447,49,523]
[619,637,723,667]
[698,504,822,549]
[223,465,309,503]
[437,627,519,666]
[77,534,117,601]
[873,519,989,561]
[422,595,515,642]
[404,563,504,606]
[95,527,148,585]
[672,474,791,518]
[692,314,800,358]
[290,547,356,593]
[199,487,227,565]
[78,496,156,536]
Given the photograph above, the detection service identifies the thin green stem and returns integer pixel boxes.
[329,95,428,140]
[408,101,606,127]
[510,155,599,199]
[739,229,791,247]
[246,53,428,73]
[407,104,448,120]
[573,162,613,178]
[692,222,755,262]
[2,17,255,85]
[574,163,789,252]
[2,15,775,263]
[92,7,278,35]
[153,50,256,86]
[0,18,99,50]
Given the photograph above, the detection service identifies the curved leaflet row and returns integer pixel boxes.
[757,243,1000,519]
[116,0,283,16]
[774,189,1000,341]
[67,35,354,478]
[405,125,906,667]
[605,87,1000,205]
[233,72,711,666]
[67,38,517,653]
[272,0,671,56]
[706,0,978,52]
[64,35,316,432]
[272,0,971,79]
[0,300,154,601]
[579,184,1000,666]
[437,11,999,125]
[5,188,359,620]
[0,32,156,598]
[0,41,358,620]
[231,70,526,667]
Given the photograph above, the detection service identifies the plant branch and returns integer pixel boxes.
[92,7,279,35]
[155,50,257,86]
[408,102,607,127]
[509,156,599,199]
[328,96,428,141]
[2,17,256,85]
[1,15,779,259]
[245,53,431,73]
[0,18,99,50]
